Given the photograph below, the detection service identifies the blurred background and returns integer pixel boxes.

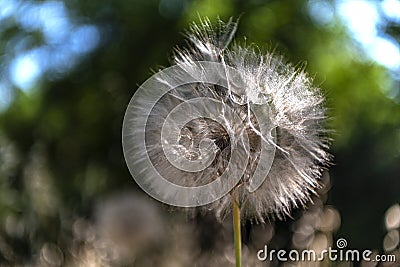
[0,0,399,266]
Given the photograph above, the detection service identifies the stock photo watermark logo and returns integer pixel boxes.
[257,238,397,263]
[122,61,276,207]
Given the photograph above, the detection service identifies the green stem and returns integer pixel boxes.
[233,192,242,267]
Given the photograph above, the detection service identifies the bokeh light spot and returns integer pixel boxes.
[10,53,41,91]
[0,0,16,20]
[70,25,100,54]
[337,0,400,71]
[383,229,399,252]
[385,203,400,230]
[381,0,400,22]
[308,0,334,26]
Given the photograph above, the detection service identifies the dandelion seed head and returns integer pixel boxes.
[125,18,331,221]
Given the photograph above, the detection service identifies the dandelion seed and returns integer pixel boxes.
[122,17,332,267]
[132,17,331,218]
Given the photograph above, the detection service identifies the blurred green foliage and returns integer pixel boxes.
[0,0,399,265]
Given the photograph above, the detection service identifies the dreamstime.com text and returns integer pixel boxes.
[257,238,397,263]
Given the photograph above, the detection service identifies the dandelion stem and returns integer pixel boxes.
[233,191,242,267]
